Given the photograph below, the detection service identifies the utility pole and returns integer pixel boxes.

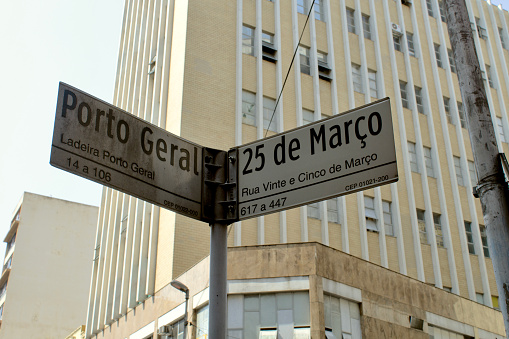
[445,1,509,337]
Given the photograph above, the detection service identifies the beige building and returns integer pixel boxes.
[0,193,98,339]
[86,0,509,337]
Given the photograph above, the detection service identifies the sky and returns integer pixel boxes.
[0,0,508,256]
[0,1,124,250]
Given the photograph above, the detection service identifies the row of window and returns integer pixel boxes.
[407,141,477,187]
[426,0,508,50]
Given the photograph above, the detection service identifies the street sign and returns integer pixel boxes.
[50,82,203,220]
[235,98,398,220]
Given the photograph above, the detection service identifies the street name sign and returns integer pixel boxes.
[50,82,203,220]
[235,98,398,220]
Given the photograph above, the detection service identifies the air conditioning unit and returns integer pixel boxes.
[158,326,172,336]
[392,23,403,36]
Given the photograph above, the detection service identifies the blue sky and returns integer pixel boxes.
[0,0,508,255]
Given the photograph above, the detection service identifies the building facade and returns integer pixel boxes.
[86,0,509,337]
[0,192,98,338]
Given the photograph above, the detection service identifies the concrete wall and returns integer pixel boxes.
[0,193,98,339]
[90,242,505,339]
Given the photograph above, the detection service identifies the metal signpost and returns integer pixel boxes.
[234,98,398,220]
[51,84,397,338]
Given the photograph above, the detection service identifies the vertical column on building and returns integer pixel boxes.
[381,0,425,282]
[369,0,407,274]
[234,0,243,247]
[325,0,347,252]
[291,0,309,243]
[274,0,288,244]
[307,0,330,246]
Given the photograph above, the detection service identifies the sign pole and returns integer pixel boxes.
[208,222,228,338]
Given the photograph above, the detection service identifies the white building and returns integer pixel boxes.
[0,192,98,339]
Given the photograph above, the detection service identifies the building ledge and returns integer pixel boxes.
[0,268,10,288]
[3,220,18,244]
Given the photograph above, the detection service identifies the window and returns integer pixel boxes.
[307,202,320,219]
[314,0,324,21]
[417,209,427,244]
[324,295,361,338]
[496,117,506,143]
[407,32,416,56]
[196,305,209,339]
[400,81,409,108]
[317,51,332,81]
[454,156,465,186]
[302,108,314,125]
[393,34,402,52]
[383,200,394,236]
[162,318,186,339]
[486,64,495,88]
[423,146,435,178]
[242,90,256,126]
[426,0,434,17]
[476,17,488,40]
[434,213,444,247]
[468,160,477,187]
[263,97,277,132]
[434,44,443,68]
[464,221,475,254]
[242,25,255,56]
[259,329,278,338]
[476,293,484,304]
[480,226,489,257]
[448,49,456,73]
[352,63,363,93]
[493,296,500,310]
[346,8,356,34]
[457,102,467,128]
[415,86,424,114]
[299,45,311,75]
[297,0,306,14]
[362,14,372,40]
[368,69,378,98]
[444,97,453,124]
[499,27,508,50]
[408,141,419,173]
[262,32,277,62]
[364,196,378,232]
[327,199,340,223]
[307,199,340,223]
[438,1,446,22]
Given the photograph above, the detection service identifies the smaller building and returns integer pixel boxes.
[0,192,98,339]
[88,242,505,339]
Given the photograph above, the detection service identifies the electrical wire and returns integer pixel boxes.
[264,0,317,137]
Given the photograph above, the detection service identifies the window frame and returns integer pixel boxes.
[382,200,394,236]
[364,196,378,232]
[393,34,402,52]
[352,63,363,93]
[423,146,435,178]
[433,213,444,247]
[242,25,255,56]
[454,156,465,187]
[434,43,443,68]
[417,209,427,244]
[368,69,378,98]
[346,8,356,34]
[400,81,409,108]
[299,45,311,75]
[408,141,419,173]
[407,32,416,57]
[415,86,424,114]
[362,14,372,40]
